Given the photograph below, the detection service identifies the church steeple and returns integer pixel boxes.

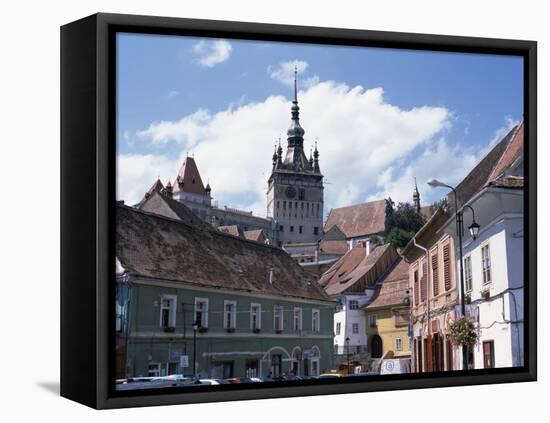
[287,66,305,147]
[413,177,421,213]
[313,140,320,173]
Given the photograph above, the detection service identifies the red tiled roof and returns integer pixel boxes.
[487,122,524,184]
[319,240,349,256]
[116,205,331,302]
[320,244,398,296]
[488,175,524,189]
[173,156,207,195]
[324,199,386,239]
[218,225,245,238]
[244,229,267,243]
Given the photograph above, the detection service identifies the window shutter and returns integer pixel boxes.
[443,244,451,291]
[414,271,419,305]
[432,254,439,297]
[421,261,427,302]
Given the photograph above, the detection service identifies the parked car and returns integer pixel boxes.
[318,373,344,379]
[198,379,229,385]
[344,372,380,378]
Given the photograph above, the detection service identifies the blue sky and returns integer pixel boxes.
[117,32,523,217]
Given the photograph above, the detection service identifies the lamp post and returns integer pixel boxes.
[345,336,350,375]
[427,179,480,371]
[192,320,198,380]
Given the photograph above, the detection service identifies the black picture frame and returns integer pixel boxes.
[60,12,537,409]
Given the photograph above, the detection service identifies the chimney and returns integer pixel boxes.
[365,239,371,257]
[269,269,274,285]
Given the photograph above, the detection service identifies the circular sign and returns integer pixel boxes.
[285,185,296,198]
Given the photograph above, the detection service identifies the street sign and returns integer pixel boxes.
[180,355,189,368]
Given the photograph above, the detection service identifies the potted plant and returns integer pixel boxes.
[449,317,477,347]
[253,328,261,334]
[226,327,235,333]
[163,326,175,333]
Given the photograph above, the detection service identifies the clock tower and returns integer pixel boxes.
[267,69,324,245]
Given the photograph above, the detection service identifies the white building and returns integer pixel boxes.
[442,122,524,369]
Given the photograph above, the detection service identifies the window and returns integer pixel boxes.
[443,244,452,291]
[274,305,283,331]
[148,363,161,377]
[290,226,294,233]
[299,225,303,234]
[312,309,320,332]
[313,226,319,236]
[368,314,377,328]
[431,253,439,297]
[223,300,236,329]
[194,298,208,328]
[483,340,495,368]
[279,225,284,232]
[464,256,473,292]
[335,322,341,335]
[245,359,259,378]
[160,295,177,329]
[298,188,305,200]
[349,299,359,310]
[395,338,403,351]
[482,244,492,284]
[293,308,303,331]
[352,323,359,334]
[276,200,279,209]
[250,303,261,330]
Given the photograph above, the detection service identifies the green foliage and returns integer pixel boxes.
[429,198,448,217]
[392,202,425,233]
[384,197,395,230]
[386,227,415,248]
[449,317,477,347]
[369,234,383,246]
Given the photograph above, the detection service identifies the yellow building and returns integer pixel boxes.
[364,258,411,359]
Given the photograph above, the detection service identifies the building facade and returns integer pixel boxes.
[116,204,335,380]
[441,123,524,369]
[266,72,324,245]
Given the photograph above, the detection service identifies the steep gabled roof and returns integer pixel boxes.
[244,229,267,244]
[173,156,207,195]
[319,240,349,256]
[116,205,331,302]
[218,225,245,238]
[320,243,398,296]
[137,191,209,229]
[324,199,386,239]
[135,178,165,207]
[364,258,409,310]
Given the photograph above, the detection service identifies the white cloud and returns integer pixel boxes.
[269,60,319,88]
[117,154,180,206]
[124,80,452,217]
[192,40,232,68]
[165,90,180,99]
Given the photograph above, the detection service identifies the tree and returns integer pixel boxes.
[429,198,448,217]
[386,227,415,248]
[384,197,395,231]
[392,202,425,233]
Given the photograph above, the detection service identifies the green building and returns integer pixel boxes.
[116,202,335,380]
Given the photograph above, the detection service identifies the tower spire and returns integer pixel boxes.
[413,177,421,213]
[294,65,298,102]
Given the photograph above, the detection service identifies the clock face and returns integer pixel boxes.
[285,185,296,199]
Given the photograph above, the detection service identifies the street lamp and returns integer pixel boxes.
[427,179,481,371]
[345,337,350,375]
[192,320,199,380]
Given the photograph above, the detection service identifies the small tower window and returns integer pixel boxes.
[299,226,303,234]
[298,189,305,201]
[290,226,294,233]
[313,227,319,235]
[280,225,284,232]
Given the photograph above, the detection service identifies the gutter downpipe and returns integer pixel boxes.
[413,237,430,373]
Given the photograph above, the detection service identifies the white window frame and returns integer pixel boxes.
[349,299,359,310]
[273,305,283,331]
[464,255,473,292]
[335,321,341,335]
[368,314,377,328]
[481,243,492,285]
[312,309,320,332]
[293,307,303,331]
[250,303,261,330]
[194,297,209,328]
[223,300,237,329]
[159,294,177,328]
[352,322,359,334]
[148,362,161,377]
[395,338,403,351]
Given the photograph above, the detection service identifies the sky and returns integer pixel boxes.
[116,33,523,219]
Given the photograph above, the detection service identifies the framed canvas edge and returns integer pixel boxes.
[60,12,537,410]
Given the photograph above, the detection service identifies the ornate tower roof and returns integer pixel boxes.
[173,156,209,195]
[413,177,421,213]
